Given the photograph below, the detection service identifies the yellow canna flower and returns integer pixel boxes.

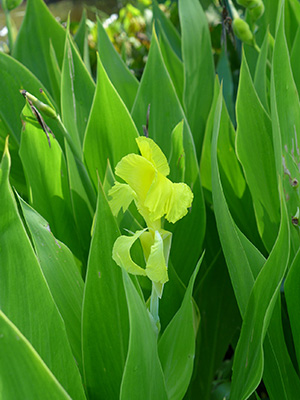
[109,136,193,297]
[109,136,193,228]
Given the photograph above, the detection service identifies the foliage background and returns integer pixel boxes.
[1,0,300,399]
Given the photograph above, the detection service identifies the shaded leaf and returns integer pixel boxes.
[97,17,139,111]
[120,270,168,400]
[82,181,129,400]
[0,310,72,400]
[158,255,203,400]
[83,54,139,187]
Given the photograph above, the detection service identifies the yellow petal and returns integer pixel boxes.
[136,136,170,176]
[112,230,147,276]
[115,153,155,203]
[145,231,169,298]
[108,182,136,216]
[144,171,173,222]
[166,182,194,223]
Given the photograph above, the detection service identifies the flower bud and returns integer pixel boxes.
[20,90,57,119]
[233,18,255,46]
[249,1,265,20]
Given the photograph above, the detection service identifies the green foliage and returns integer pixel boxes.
[2,0,300,399]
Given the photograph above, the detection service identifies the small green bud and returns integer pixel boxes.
[249,1,265,20]
[233,18,255,46]
[20,90,57,119]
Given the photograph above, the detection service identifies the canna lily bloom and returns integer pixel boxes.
[109,136,193,297]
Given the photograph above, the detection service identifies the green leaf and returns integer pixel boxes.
[19,108,83,263]
[178,0,215,154]
[231,182,290,400]
[152,0,181,59]
[82,181,129,400]
[190,249,241,400]
[284,0,300,52]
[0,52,57,194]
[74,9,91,73]
[0,139,85,399]
[236,52,279,251]
[291,24,300,94]
[158,255,203,400]
[83,53,139,186]
[61,32,96,258]
[253,30,270,114]
[18,197,84,372]
[212,86,300,400]
[97,17,139,111]
[285,248,300,368]
[0,52,56,145]
[13,0,66,106]
[168,120,185,183]
[120,270,168,400]
[201,79,262,248]
[271,2,300,257]
[158,23,184,105]
[211,89,256,314]
[61,32,95,152]
[0,310,72,399]
[272,3,300,152]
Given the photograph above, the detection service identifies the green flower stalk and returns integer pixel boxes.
[109,137,193,322]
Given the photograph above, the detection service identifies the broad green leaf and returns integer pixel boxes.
[0,310,72,400]
[211,89,255,314]
[131,30,205,284]
[236,53,279,251]
[61,32,95,152]
[272,3,300,150]
[291,24,300,94]
[201,79,262,248]
[271,2,300,257]
[13,0,66,105]
[18,197,84,372]
[97,17,139,111]
[83,53,139,187]
[74,9,91,73]
[158,23,184,105]
[263,299,300,399]
[254,30,270,114]
[231,183,290,400]
[190,248,241,400]
[285,248,300,368]
[61,31,95,257]
[179,0,215,154]
[284,0,300,52]
[168,120,185,183]
[19,108,83,263]
[0,139,85,399]
[120,270,168,400]
[0,52,56,144]
[158,255,203,400]
[152,0,181,59]
[212,86,300,400]
[82,182,129,400]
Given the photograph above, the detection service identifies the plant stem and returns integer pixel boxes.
[4,9,14,53]
[150,283,160,329]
